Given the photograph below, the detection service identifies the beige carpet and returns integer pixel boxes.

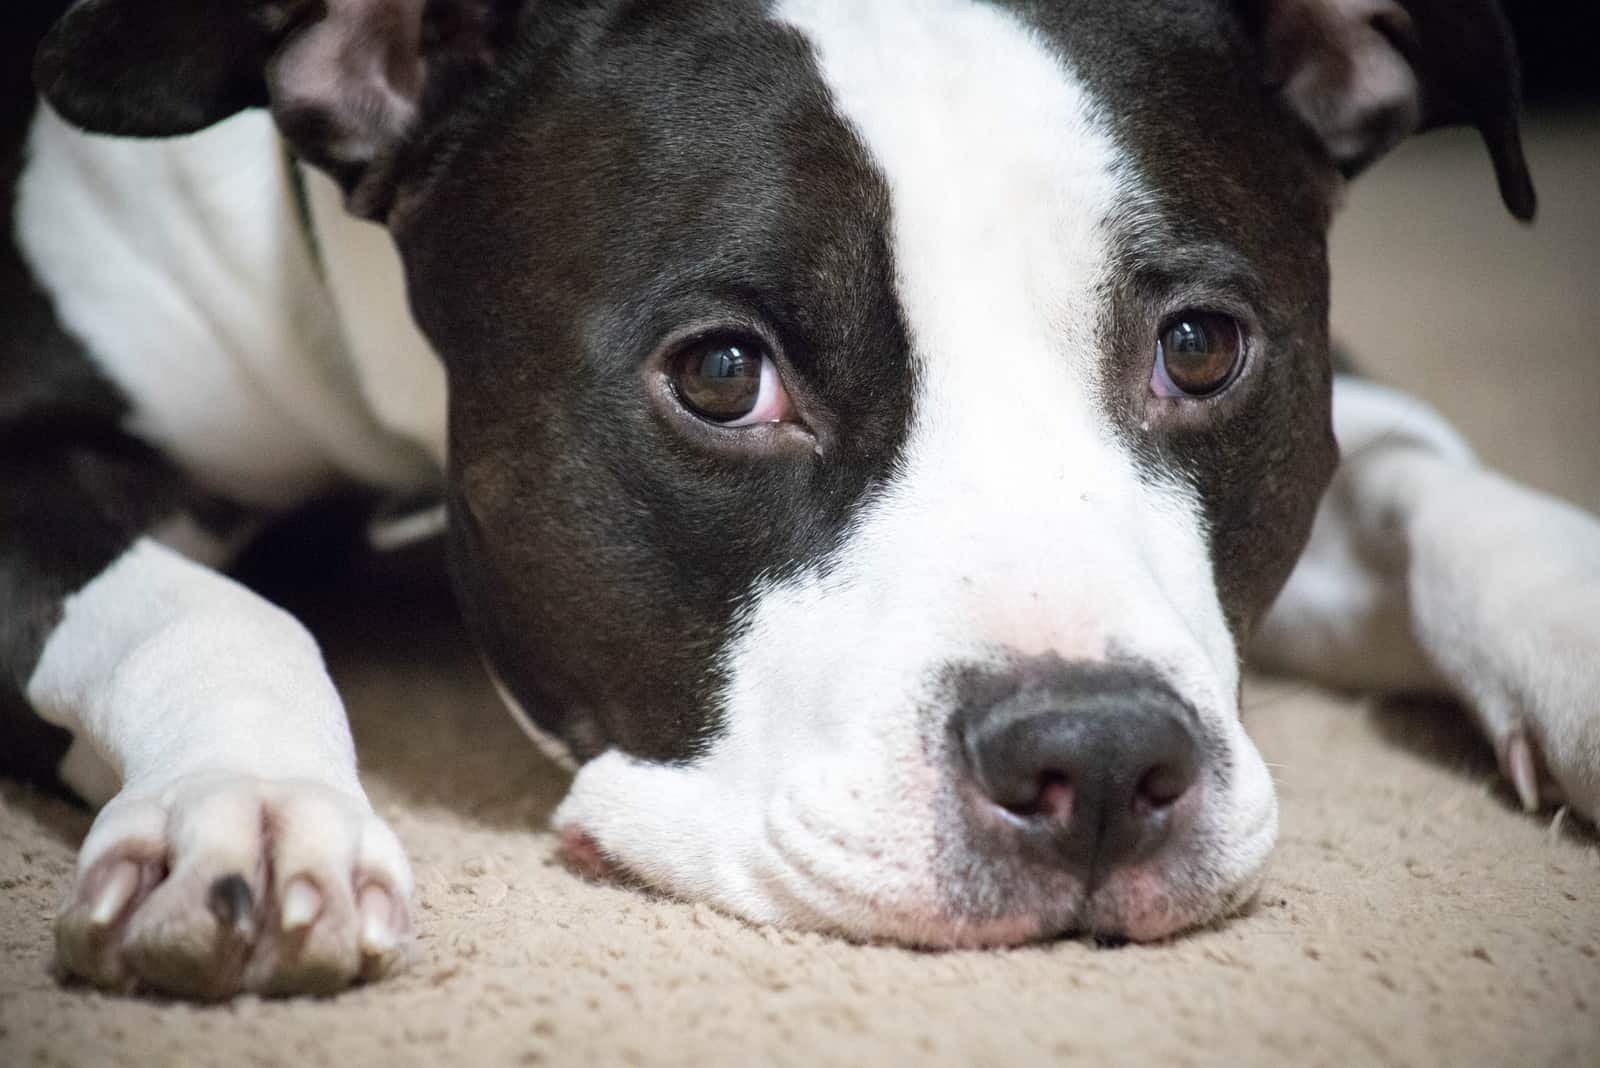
[3,115,1598,1068]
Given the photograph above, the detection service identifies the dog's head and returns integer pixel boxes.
[40,0,1533,944]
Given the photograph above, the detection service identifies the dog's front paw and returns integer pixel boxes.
[55,774,412,1000]
[1407,472,1600,824]
[1473,644,1600,826]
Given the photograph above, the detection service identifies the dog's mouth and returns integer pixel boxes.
[549,756,1276,950]
[554,823,1263,948]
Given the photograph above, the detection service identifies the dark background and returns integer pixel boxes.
[1508,3,1600,103]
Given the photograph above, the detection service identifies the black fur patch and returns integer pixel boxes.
[0,2,200,788]
[400,0,916,763]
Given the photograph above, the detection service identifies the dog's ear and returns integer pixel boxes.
[1244,0,1536,220]
[35,0,527,219]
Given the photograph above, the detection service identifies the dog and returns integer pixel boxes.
[3,0,1596,1000]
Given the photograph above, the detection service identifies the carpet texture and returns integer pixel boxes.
[2,116,1597,1068]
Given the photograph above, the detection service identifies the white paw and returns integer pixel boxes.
[1407,470,1600,824]
[56,774,412,999]
[1473,652,1600,826]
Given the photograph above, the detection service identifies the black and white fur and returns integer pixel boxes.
[2,0,1594,999]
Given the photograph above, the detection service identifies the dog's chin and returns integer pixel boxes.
[553,818,1270,950]
[1085,857,1272,944]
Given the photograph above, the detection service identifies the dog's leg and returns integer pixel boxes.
[1254,375,1600,823]
[2,443,411,999]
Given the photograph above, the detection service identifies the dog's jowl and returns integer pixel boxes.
[3,0,1596,999]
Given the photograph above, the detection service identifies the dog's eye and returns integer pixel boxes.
[672,337,789,425]
[1152,312,1244,398]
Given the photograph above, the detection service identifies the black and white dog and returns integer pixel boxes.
[4,0,1596,1000]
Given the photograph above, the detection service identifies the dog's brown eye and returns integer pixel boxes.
[1152,313,1244,398]
[672,337,787,425]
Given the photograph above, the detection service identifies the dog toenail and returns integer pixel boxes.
[207,874,256,939]
[281,878,322,932]
[89,861,140,928]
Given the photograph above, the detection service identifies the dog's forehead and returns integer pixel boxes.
[760,0,1313,255]
[775,0,1124,362]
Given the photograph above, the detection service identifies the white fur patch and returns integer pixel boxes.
[27,539,362,798]
[16,107,438,508]
[555,0,1275,945]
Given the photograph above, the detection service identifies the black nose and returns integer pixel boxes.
[955,661,1202,884]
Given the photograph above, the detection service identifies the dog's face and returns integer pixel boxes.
[41,0,1532,944]
[413,0,1339,943]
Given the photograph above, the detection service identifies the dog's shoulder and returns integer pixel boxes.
[9,104,442,506]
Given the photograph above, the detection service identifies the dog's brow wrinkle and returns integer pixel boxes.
[1119,231,1263,299]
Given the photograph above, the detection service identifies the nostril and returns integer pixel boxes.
[992,770,1074,820]
[1036,772,1073,819]
[1134,762,1194,813]
[1001,770,1073,820]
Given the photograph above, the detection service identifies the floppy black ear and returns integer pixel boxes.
[35,0,527,219]
[34,0,281,137]
[1244,0,1536,221]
